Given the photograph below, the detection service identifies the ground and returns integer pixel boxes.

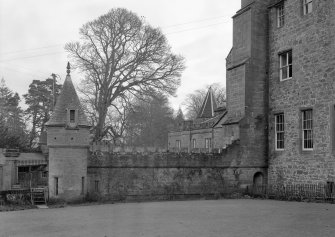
[0,199,335,237]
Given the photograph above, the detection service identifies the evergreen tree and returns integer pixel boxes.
[0,79,27,148]
[23,78,62,148]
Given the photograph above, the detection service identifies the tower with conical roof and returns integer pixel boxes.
[197,87,217,119]
[46,62,90,201]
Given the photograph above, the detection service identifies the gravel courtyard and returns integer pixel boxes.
[0,199,335,237]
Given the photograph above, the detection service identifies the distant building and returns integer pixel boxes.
[168,87,228,153]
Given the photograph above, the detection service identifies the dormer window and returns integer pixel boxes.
[67,109,78,128]
[70,110,75,123]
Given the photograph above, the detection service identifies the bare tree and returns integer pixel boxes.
[66,8,185,141]
[183,83,226,120]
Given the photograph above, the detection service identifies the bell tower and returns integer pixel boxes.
[46,63,90,201]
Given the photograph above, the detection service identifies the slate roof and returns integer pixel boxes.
[0,148,46,165]
[46,64,89,127]
[222,116,243,125]
[197,87,217,118]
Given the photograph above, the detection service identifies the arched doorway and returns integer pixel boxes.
[253,172,264,186]
[253,172,265,195]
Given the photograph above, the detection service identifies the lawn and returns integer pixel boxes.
[0,199,334,237]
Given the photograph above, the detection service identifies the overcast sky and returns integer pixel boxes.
[0,0,240,111]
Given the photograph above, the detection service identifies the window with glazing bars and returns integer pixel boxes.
[277,4,284,27]
[205,138,212,149]
[303,0,313,15]
[302,109,313,150]
[70,110,75,123]
[279,50,292,81]
[176,140,181,149]
[275,113,284,150]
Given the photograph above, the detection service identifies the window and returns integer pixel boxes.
[176,140,181,149]
[277,4,285,27]
[279,51,292,81]
[205,138,212,149]
[275,113,285,150]
[18,166,29,173]
[54,177,59,196]
[192,139,196,149]
[81,177,85,194]
[94,180,99,192]
[302,109,313,150]
[41,171,48,178]
[303,0,313,15]
[69,110,75,123]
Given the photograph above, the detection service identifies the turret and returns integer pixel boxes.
[45,63,90,201]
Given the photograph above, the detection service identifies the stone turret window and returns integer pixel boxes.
[303,0,313,15]
[67,109,78,128]
[70,110,75,123]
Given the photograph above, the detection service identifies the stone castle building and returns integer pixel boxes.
[169,0,335,187]
[267,0,335,185]
[1,0,335,201]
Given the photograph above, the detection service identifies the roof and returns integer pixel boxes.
[0,148,47,166]
[197,87,217,119]
[222,116,244,126]
[200,110,227,128]
[46,63,89,127]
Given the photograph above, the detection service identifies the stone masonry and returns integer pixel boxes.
[268,0,335,185]
[87,145,267,200]
[46,63,91,201]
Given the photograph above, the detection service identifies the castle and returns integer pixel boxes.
[169,0,335,187]
[1,0,335,201]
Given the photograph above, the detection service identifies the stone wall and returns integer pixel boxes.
[47,126,90,200]
[87,142,267,200]
[268,0,335,185]
[224,0,272,182]
[226,65,246,120]
[214,124,239,149]
[49,147,88,200]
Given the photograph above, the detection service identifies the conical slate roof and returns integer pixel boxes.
[46,63,89,127]
[197,87,217,119]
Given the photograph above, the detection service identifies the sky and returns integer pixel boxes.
[0,0,240,111]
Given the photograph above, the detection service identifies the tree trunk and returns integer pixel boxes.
[94,104,108,141]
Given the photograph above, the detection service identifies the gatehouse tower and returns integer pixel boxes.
[45,62,90,201]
